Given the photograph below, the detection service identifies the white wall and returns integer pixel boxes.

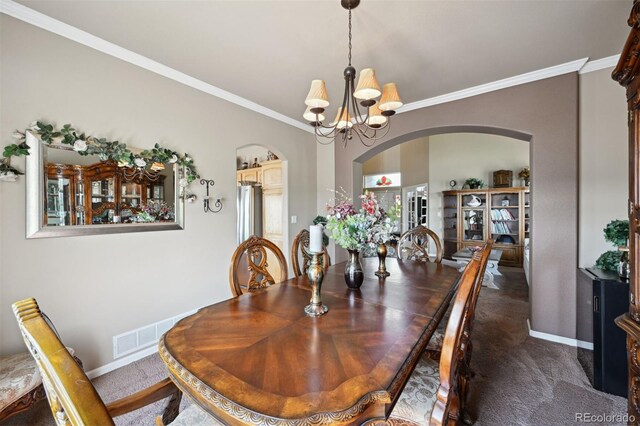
[363,133,529,239]
[362,136,429,188]
[428,133,529,238]
[400,136,430,188]
[317,142,335,258]
[0,16,316,370]
[578,68,627,267]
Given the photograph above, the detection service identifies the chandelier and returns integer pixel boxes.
[303,0,403,147]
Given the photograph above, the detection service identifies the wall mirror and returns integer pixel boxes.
[26,131,184,238]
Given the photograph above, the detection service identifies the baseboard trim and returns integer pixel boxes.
[526,319,593,350]
[86,345,158,379]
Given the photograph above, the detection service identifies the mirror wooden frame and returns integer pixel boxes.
[25,131,185,238]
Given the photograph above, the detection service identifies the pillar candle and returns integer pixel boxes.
[309,224,323,253]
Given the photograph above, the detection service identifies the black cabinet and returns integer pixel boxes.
[576,268,629,397]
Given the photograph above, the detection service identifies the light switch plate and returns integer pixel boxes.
[291,215,297,224]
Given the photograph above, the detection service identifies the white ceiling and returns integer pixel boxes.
[16,0,631,125]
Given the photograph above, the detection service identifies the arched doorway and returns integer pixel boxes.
[235,144,289,263]
[331,73,579,341]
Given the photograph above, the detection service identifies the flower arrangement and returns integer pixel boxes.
[518,167,530,186]
[325,189,400,251]
[363,191,401,245]
[1,121,199,184]
[134,201,175,223]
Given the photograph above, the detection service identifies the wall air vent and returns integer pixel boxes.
[112,309,197,359]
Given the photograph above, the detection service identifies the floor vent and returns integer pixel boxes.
[112,309,197,359]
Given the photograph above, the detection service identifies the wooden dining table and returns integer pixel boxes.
[159,258,461,425]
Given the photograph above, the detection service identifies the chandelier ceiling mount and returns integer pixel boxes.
[303,0,403,147]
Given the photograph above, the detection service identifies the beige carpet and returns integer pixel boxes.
[4,268,627,426]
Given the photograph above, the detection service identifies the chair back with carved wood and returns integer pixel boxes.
[12,298,186,426]
[429,244,489,425]
[468,240,493,328]
[397,225,443,263]
[13,298,115,426]
[229,235,288,297]
[457,241,493,424]
[291,229,331,278]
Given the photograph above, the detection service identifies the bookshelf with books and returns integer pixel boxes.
[442,187,529,267]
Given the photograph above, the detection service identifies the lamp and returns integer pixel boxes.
[303,0,403,147]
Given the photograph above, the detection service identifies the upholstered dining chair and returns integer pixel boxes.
[0,352,47,422]
[229,235,288,297]
[368,243,491,426]
[397,225,443,263]
[291,229,331,278]
[11,298,221,426]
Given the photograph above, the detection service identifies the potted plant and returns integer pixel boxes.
[595,219,630,279]
[464,178,484,190]
[518,167,530,186]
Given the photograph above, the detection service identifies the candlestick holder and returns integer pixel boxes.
[375,242,390,278]
[304,252,328,317]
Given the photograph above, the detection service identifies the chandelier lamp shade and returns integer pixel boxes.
[303,0,403,147]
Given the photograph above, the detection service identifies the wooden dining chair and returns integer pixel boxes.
[11,298,221,426]
[229,235,288,297]
[426,241,494,354]
[369,243,490,426]
[291,229,331,278]
[397,225,443,263]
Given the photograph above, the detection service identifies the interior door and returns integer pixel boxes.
[402,183,428,233]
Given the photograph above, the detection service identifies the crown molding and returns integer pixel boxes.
[0,0,622,130]
[398,58,589,114]
[578,54,621,74]
[0,0,313,133]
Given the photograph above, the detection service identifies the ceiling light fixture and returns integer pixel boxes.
[303,0,403,147]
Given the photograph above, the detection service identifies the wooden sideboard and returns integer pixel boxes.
[442,187,530,267]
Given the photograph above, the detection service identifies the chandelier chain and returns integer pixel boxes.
[348,7,352,66]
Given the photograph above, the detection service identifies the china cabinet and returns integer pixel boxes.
[611,1,640,418]
[442,187,529,267]
[46,160,166,226]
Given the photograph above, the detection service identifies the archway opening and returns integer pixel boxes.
[235,144,289,268]
[355,126,532,288]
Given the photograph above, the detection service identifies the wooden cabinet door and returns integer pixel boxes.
[263,188,284,252]
[239,169,259,183]
[262,161,282,189]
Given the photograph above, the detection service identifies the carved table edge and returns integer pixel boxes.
[158,338,391,425]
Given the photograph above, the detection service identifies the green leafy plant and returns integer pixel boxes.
[595,250,622,272]
[603,219,629,247]
[1,121,200,183]
[595,219,630,271]
[464,178,484,189]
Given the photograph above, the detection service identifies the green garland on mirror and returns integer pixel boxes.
[0,121,199,183]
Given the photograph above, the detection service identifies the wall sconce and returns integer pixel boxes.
[200,179,223,213]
